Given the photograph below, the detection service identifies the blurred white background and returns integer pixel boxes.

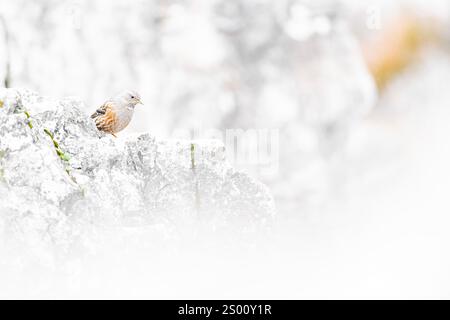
[1,0,450,298]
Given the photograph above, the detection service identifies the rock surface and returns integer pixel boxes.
[0,89,275,258]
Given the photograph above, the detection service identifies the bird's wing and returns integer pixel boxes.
[91,101,118,133]
[91,101,113,119]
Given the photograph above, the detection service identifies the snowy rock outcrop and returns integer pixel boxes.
[0,89,275,253]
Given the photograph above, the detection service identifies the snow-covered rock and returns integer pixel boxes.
[0,89,275,257]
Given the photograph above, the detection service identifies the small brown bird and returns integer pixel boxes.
[91,90,143,137]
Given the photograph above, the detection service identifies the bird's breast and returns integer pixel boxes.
[114,107,134,132]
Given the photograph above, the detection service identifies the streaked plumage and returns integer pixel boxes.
[91,90,142,137]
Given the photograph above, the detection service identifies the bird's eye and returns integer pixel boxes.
[131,95,135,99]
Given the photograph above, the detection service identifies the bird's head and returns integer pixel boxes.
[118,90,143,107]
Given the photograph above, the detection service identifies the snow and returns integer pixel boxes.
[0,88,275,265]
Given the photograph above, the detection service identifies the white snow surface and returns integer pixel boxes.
[0,88,275,265]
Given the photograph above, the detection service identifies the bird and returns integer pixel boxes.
[91,90,143,137]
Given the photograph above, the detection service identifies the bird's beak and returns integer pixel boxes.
[137,99,143,105]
